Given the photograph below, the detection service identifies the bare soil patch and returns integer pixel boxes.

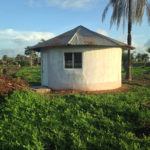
[50,85,132,95]
[0,74,29,98]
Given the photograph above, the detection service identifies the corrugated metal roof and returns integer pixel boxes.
[29,25,135,51]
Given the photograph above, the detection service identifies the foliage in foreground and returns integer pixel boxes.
[0,86,150,150]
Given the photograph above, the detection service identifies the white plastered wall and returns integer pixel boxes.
[41,46,122,91]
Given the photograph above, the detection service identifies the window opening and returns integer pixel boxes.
[64,52,82,68]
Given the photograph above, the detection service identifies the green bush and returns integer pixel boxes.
[1,87,150,150]
[20,61,30,67]
[14,61,18,65]
[141,61,146,69]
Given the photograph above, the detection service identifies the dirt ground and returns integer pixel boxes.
[50,85,133,95]
[0,74,29,98]
[46,73,150,95]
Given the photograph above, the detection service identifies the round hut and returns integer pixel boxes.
[30,25,135,91]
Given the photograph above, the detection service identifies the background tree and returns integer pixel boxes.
[136,53,143,62]
[146,47,150,62]
[25,46,38,68]
[2,55,8,61]
[135,53,149,63]
[21,56,26,61]
[34,57,40,66]
[24,56,29,61]
[10,57,16,65]
[0,60,4,66]
[15,54,22,62]
[122,51,136,72]
[38,39,45,44]
[142,54,149,62]
[2,55,10,65]
[35,39,45,65]
[102,0,150,81]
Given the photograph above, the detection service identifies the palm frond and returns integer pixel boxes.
[102,0,150,30]
[146,0,150,25]
[102,1,111,22]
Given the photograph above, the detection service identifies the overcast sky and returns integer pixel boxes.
[0,0,150,59]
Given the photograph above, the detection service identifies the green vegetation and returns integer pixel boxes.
[6,65,150,87]
[9,66,41,86]
[20,61,30,67]
[0,66,150,149]
[0,87,150,150]
[0,65,16,68]
[122,66,150,76]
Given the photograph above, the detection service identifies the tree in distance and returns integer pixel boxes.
[38,39,45,44]
[24,46,38,68]
[146,47,150,55]
[24,39,45,68]
[122,51,136,72]
[2,55,10,65]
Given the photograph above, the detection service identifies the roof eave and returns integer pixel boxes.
[29,47,40,52]
[29,44,135,51]
[122,46,135,50]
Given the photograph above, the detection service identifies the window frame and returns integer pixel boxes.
[64,52,82,69]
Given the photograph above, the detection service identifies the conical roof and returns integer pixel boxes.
[30,25,135,51]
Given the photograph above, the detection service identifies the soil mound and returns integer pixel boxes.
[0,74,28,98]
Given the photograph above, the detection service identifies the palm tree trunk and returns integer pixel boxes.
[125,0,132,81]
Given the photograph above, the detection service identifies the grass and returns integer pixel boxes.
[0,65,16,74]
[8,66,41,86]
[122,66,150,88]
[122,66,150,76]
[0,66,150,149]
[0,65,16,68]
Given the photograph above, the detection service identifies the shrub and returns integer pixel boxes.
[141,61,146,69]
[14,61,18,65]
[20,61,30,67]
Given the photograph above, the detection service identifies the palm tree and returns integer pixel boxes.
[102,0,150,81]
[25,46,38,68]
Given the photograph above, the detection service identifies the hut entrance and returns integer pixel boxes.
[42,53,48,86]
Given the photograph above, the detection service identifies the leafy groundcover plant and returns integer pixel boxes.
[0,85,150,150]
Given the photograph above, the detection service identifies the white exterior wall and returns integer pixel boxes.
[41,46,122,91]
